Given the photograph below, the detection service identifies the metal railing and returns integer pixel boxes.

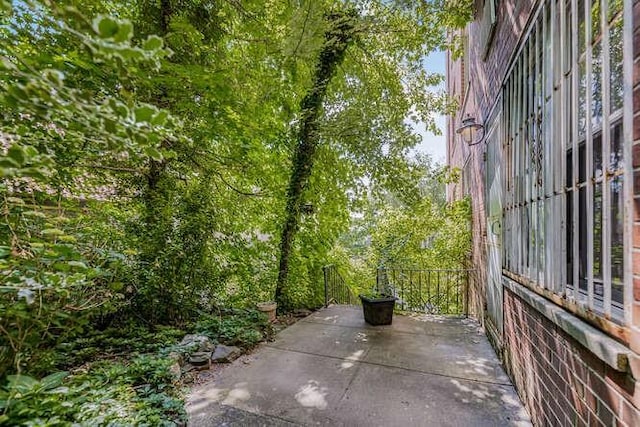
[322,265,359,306]
[322,264,471,315]
[376,267,471,315]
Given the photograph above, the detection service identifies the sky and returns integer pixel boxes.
[410,50,447,164]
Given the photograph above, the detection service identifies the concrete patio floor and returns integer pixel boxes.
[187,305,531,426]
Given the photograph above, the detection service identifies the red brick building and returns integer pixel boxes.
[447,0,640,424]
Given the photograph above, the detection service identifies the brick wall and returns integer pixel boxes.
[447,0,537,323]
[505,288,640,426]
[631,0,640,354]
[448,0,640,425]
[467,0,536,121]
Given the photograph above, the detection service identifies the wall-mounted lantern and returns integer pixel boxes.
[455,115,485,146]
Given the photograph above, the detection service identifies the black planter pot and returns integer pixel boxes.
[359,295,396,326]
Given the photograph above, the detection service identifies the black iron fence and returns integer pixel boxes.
[376,267,470,315]
[322,265,471,315]
[322,265,359,306]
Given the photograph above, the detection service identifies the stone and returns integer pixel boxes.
[168,351,184,366]
[292,308,312,318]
[189,351,212,367]
[180,334,215,352]
[211,345,242,363]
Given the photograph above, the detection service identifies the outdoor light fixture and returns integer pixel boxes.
[456,115,485,146]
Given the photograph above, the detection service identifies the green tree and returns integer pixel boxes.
[273,1,471,307]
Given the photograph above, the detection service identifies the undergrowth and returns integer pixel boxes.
[0,308,272,426]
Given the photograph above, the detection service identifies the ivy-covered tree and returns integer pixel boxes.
[273,0,471,307]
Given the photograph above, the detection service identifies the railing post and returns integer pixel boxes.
[323,265,329,308]
[465,270,470,317]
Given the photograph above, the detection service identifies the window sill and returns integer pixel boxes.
[502,275,631,372]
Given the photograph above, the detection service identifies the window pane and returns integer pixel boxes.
[579,187,588,295]
[591,41,603,129]
[566,148,573,187]
[565,76,573,151]
[564,0,572,74]
[531,202,537,280]
[593,132,602,177]
[608,0,622,22]
[578,0,586,55]
[591,0,601,40]
[609,17,623,113]
[610,120,623,171]
[578,142,586,183]
[578,58,587,139]
[523,206,530,271]
[593,182,603,283]
[538,201,545,282]
[611,176,624,305]
[566,191,573,288]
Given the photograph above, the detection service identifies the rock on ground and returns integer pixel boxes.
[211,345,241,363]
[180,334,215,352]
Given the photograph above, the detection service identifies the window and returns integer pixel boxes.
[478,0,497,59]
[502,0,629,324]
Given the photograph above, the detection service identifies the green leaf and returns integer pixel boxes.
[0,0,12,17]
[7,375,38,394]
[118,47,144,60]
[6,197,24,205]
[23,146,39,158]
[58,235,77,243]
[19,167,48,179]
[44,386,69,395]
[144,147,163,161]
[94,16,119,39]
[42,229,66,237]
[110,282,124,292]
[0,158,20,168]
[42,69,64,87]
[52,262,71,272]
[104,118,118,133]
[113,103,129,119]
[23,211,46,218]
[0,246,10,258]
[151,110,169,126]
[134,106,156,123]
[143,35,164,51]
[113,21,133,43]
[7,145,25,166]
[39,372,68,390]
[67,261,88,269]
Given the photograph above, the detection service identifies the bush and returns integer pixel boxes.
[0,355,186,426]
[194,308,272,349]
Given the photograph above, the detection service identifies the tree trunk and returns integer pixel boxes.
[275,11,356,308]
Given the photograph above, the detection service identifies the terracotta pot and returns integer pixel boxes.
[257,301,277,322]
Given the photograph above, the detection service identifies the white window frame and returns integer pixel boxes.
[501,0,632,332]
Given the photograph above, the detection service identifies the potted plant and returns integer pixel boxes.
[359,290,397,325]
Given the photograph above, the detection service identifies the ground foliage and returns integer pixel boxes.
[0,0,471,424]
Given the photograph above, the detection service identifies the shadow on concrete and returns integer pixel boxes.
[187,305,531,426]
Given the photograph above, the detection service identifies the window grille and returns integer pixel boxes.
[502,0,630,324]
